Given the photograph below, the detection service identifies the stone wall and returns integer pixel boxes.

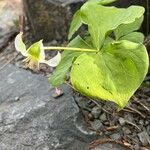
[23,0,84,42]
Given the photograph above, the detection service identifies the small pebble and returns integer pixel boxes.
[103,121,109,126]
[145,121,149,126]
[88,101,96,108]
[122,127,131,135]
[88,113,94,121]
[51,88,64,98]
[133,144,140,150]
[124,113,134,123]
[90,119,103,130]
[99,113,107,121]
[139,120,144,125]
[138,131,150,145]
[91,106,101,119]
[14,96,20,102]
[119,117,126,126]
[146,125,150,136]
[110,133,122,140]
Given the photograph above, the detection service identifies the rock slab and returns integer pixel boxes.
[23,0,84,42]
[0,63,97,150]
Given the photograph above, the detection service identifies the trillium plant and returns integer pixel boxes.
[15,0,149,110]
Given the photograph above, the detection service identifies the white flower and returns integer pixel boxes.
[15,32,61,70]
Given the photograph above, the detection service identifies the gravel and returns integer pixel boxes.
[138,131,150,145]
[91,119,103,130]
[91,106,102,119]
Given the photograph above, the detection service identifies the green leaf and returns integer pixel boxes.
[68,10,82,40]
[49,36,92,87]
[80,2,144,49]
[27,40,45,61]
[88,0,117,5]
[120,32,144,43]
[70,40,149,109]
[114,16,144,39]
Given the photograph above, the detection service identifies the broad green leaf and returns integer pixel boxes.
[15,32,27,56]
[120,32,144,43]
[27,40,45,61]
[71,40,149,109]
[49,36,92,87]
[68,0,118,40]
[68,10,82,40]
[80,2,144,49]
[114,16,144,39]
[88,0,117,5]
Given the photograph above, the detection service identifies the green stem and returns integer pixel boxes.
[44,46,98,52]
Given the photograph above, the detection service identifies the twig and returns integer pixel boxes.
[64,81,76,90]
[122,108,135,113]
[90,99,101,107]
[126,106,146,118]
[124,119,141,131]
[89,139,132,150]
[19,15,25,33]
[105,125,119,131]
[133,96,150,113]
[102,107,113,115]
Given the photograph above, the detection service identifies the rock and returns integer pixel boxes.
[119,117,126,126]
[99,113,107,121]
[88,113,94,121]
[91,106,102,119]
[122,127,131,135]
[110,133,122,140]
[124,113,134,123]
[0,0,22,51]
[23,0,84,42]
[147,125,150,136]
[90,141,130,150]
[0,63,99,150]
[90,119,103,131]
[138,131,150,145]
[51,88,64,98]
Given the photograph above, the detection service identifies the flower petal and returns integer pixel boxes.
[14,32,27,56]
[46,52,61,67]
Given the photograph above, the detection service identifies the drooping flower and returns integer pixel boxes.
[15,32,61,70]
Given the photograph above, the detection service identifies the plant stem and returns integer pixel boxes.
[44,46,98,52]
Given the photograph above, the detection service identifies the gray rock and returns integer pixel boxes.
[119,117,126,126]
[23,0,84,42]
[122,127,131,135]
[0,63,98,150]
[0,1,21,51]
[124,113,134,123]
[147,125,150,136]
[90,119,103,131]
[91,141,130,150]
[138,131,150,145]
[88,113,94,121]
[91,106,102,119]
[110,133,122,140]
[99,113,107,121]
